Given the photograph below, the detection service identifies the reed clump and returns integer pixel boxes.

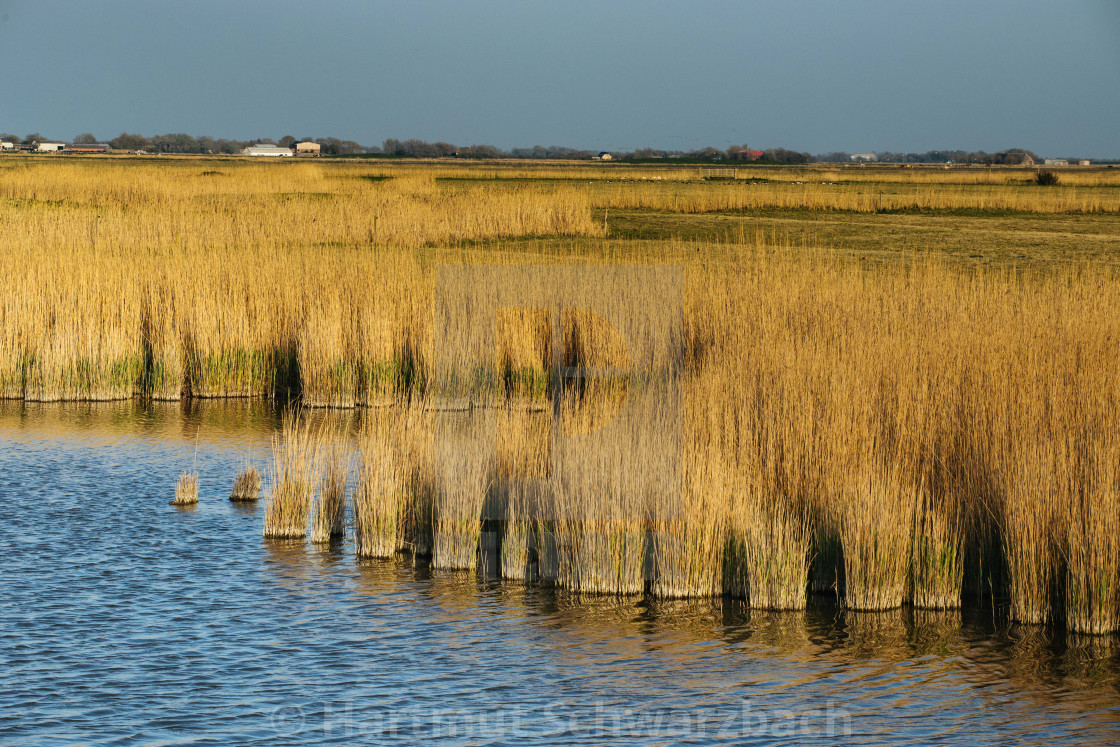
[263,411,322,539]
[839,465,916,611]
[229,465,262,502]
[1061,435,1120,635]
[353,430,405,559]
[171,471,199,506]
[311,434,348,543]
[910,487,965,610]
[726,487,812,610]
[431,440,492,571]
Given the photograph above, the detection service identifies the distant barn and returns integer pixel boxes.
[242,144,294,157]
[35,142,66,153]
[294,141,321,156]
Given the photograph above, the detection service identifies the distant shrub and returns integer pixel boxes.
[1036,170,1060,186]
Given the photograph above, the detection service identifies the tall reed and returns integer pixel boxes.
[311,434,348,543]
[431,442,491,571]
[263,411,322,539]
[353,431,404,559]
[1062,437,1120,635]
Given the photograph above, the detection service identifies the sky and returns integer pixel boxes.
[1,0,1118,157]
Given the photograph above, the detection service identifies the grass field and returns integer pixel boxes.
[3,155,1118,632]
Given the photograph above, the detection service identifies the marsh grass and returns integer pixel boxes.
[431,441,492,571]
[1062,438,1120,635]
[263,411,323,539]
[1004,444,1058,625]
[726,490,812,610]
[311,434,348,543]
[501,479,539,581]
[353,429,405,559]
[910,488,965,609]
[171,471,199,506]
[229,464,262,502]
[839,466,916,611]
[8,158,1120,630]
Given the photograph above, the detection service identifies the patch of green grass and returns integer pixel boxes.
[602,208,1120,266]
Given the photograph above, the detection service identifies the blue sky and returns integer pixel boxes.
[1,0,1117,156]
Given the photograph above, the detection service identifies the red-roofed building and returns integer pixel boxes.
[729,148,763,161]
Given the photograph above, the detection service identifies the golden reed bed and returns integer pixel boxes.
[3,158,1118,633]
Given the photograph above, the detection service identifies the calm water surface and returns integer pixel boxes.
[1,401,1118,746]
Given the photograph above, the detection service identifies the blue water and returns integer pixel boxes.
[1,401,1118,746]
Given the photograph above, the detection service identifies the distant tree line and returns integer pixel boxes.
[102,133,370,155]
[814,148,1041,165]
[0,131,1051,166]
[377,139,818,163]
[0,131,372,155]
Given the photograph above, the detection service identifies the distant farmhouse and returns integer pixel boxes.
[0,140,14,151]
[242,143,293,157]
[294,141,321,156]
[850,153,878,163]
[728,147,763,161]
[36,142,66,152]
[595,152,613,161]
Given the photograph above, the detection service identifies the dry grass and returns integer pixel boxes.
[263,411,323,539]
[229,464,262,501]
[353,426,405,559]
[171,471,199,506]
[591,179,1120,214]
[311,433,348,543]
[1061,435,1120,635]
[7,158,1120,630]
[431,436,492,571]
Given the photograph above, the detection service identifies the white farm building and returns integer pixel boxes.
[36,142,66,152]
[242,144,293,157]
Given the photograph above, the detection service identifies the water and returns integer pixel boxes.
[2,401,1118,745]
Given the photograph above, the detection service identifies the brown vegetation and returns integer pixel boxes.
[6,158,1117,631]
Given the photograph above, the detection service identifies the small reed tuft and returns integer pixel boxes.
[171,471,199,506]
[229,465,262,502]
